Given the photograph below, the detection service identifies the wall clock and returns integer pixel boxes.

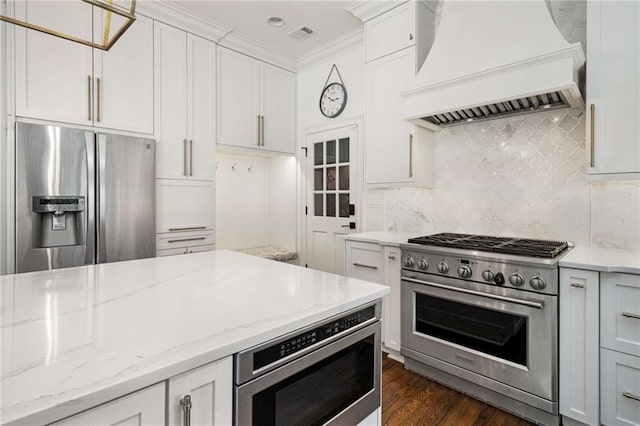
[319,64,348,118]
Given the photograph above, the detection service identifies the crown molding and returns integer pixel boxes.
[297,28,364,71]
[137,0,297,72]
[346,0,406,22]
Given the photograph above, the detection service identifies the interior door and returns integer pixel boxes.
[305,125,358,273]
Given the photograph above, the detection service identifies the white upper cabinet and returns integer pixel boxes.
[218,47,295,154]
[365,2,415,62]
[261,63,296,153]
[365,47,433,187]
[15,0,93,125]
[15,2,154,133]
[155,23,216,181]
[93,12,154,134]
[587,1,640,176]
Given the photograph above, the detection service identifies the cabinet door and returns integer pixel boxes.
[15,0,93,125]
[383,246,401,352]
[217,47,261,149]
[93,13,154,134]
[187,34,216,181]
[156,179,215,233]
[168,356,233,426]
[365,48,416,185]
[559,268,600,426]
[155,23,188,180]
[365,2,415,62]
[261,64,296,154]
[51,383,165,426]
[587,1,640,175]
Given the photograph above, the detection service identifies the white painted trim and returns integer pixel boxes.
[297,29,364,72]
[297,116,364,268]
[347,0,406,23]
[137,0,297,72]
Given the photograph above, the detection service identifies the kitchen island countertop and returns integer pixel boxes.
[0,250,388,425]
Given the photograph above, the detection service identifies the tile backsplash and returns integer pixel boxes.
[364,109,640,250]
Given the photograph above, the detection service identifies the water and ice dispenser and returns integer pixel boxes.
[31,196,86,248]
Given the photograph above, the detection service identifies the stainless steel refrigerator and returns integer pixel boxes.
[15,122,155,273]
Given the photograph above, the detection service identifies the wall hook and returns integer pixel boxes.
[216,161,219,170]
[231,163,237,171]
[248,164,253,173]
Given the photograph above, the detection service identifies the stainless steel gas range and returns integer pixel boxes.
[400,233,572,426]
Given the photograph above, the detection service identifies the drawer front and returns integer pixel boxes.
[156,231,215,250]
[189,244,215,254]
[156,179,215,233]
[601,348,640,426]
[366,2,415,62]
[156,247,189,257]
[602,273,640,357]
[346,241,384,284]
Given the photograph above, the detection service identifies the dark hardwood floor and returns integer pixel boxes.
[382,355,533,426]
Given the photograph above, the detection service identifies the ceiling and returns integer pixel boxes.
[166,1,363,58]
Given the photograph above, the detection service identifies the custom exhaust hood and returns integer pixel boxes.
[403,0,585,130]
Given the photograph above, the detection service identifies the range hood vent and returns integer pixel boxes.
[404,0,585,130]
[423,90,569,127]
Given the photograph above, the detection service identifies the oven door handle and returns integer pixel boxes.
[402,277,545,310]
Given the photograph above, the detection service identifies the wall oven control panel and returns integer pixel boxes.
[252,305,376,371]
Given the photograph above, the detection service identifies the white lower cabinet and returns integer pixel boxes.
[601,348,640,426]
[345,241,384,284]
[50,383,165,426]
[559,268,600,426]
[601,273,640,357]
[382,246,401,353]
[168,356,233,426]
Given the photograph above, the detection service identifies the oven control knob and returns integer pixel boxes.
[482,270,495,282]
[530,276,547,290]
[509,273,525,286]
[418,259,429,270]
[494,272,505,286]
[437,262,449,274]
[404,257,415,268]
[457,265,472,278]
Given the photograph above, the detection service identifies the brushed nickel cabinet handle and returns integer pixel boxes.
[96,77,101,122]
[180,394,192,426]
[623,392,640,402]
[257,115,261,146]
[570,282,585,288]
[169,226,207,232]
[409,133,414,178]
[168,237,206,244]
[590,104,595,167]
[87,75,92,121]
[622,312,640,320]
[189,139,193,176]
[353,262,378,270]
[261,115,265,146]
[183,139,188,176]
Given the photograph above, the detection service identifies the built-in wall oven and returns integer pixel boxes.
[234,301,381,426]
[400,233,570,426]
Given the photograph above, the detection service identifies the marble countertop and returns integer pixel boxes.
[0,250,389,425]
[342,231,417,246]
[560,246,640,274]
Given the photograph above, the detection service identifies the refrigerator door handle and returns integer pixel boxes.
[97,134,108,263]
[85,132,96,265]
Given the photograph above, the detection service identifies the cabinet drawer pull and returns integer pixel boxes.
[409,133,414,178]
[570,282,585,288]
[623,392,640,402]
[622,312,640,320]
[168,226,207,232]
[168,237,206,244]
[590,103,595,167]
[353,262,378,270]
[180,394,192,426]
[87,75,92,121]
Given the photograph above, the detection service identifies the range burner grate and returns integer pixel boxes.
[408,233,569,259]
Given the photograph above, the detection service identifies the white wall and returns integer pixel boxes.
[266,156,297,251]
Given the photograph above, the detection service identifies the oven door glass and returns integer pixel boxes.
[251,335,374,426]
[415,293,527,365]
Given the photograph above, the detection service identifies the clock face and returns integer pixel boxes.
[319,83,347,118]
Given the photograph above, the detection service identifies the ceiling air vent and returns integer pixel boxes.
[422,91,570,128]
[287,26,315,41]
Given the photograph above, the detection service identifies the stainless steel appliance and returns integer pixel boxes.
[234,301,382,426]
[400,233,571,426]
[15,122,155,273]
